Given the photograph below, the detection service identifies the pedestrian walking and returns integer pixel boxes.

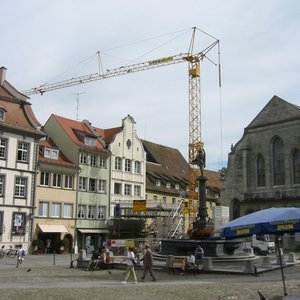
[121,247,137,284]
[140,243,156,282]
[16,245,25,268]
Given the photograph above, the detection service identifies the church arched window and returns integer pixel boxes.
[272,137,285,185]
[292,149,300,184]
[256,154,266,187]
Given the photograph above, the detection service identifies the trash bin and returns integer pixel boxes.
[166,255,174,267]
[79,249,86,260]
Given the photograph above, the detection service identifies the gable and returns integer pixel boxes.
[247,95,300,129]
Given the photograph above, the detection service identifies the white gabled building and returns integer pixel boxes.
[106,115,146,217]
[0,67,45,250]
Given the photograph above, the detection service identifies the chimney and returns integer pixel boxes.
[0,67,7,85]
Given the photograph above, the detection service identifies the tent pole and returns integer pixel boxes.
[276,236,287,296]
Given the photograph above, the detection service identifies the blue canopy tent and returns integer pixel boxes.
[210,207,300,297]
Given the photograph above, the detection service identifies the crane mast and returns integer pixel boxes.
[22,28,219,226]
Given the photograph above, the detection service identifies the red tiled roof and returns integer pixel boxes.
[0,86,44,136]
[38,138,79,169]
[93,126,123,144]
[51,114,109,154]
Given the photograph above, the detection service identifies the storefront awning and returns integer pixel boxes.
[78,229,109,234]
[38,224,68,233]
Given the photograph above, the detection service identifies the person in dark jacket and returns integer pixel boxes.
[140,243,156,281]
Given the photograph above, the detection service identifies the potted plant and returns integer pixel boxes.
[32,239,43,254]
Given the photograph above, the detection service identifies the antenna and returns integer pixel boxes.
[73,92,85,121]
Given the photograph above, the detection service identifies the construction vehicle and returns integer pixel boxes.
[22,27,221,226]
[243,234,275,255]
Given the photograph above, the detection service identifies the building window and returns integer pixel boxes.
[44,148,59,159]
[0,211,3,234]
[156,180,161,187]
[98,206,106,219]
[98,180,106,193]
[39,202,49,217]
[166,182,171,188]
[64,175,73,189]
[12,212,26,234]
[134,161,141,174]
[90,155,97,166]
[175,183,180,190]
[40,172,50,186]
[14,177,27,198]
[51,203,61,218]
[293,149,300,184]
[88,205,96,219]
[52,173,62,188]
[257,154,266,187]
[79,152,87,164]
[77,204,86,219]
[273,137,285,185]
[0,109,5,121]
[99,156,106,168]
[0,138,7,159]
[79,177,87,190]
[89,178,97,192]
[125,159,131,172]
[115,157,122,170]
[134,185,141,197]
[124,184,131,195]
[17,142,29,162]
[114,182,122,194]
[63,204,73,218]
[0,175,5,196]
[84,136,96,146]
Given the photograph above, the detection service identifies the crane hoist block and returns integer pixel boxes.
[189,63,200,78]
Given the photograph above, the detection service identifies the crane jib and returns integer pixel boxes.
[148,56,174,65]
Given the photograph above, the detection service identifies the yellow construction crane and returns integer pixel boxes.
[22,27,220,224]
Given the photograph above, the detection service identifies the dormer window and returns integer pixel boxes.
[44,147,59,160]
[84,137,96,146]
[166,182,171,188]
[0,109,5,121]
[156,179,161,187]
[175,183,180,190]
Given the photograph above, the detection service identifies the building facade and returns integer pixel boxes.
[0,67,45,251]
[223,96,300,219]
[34,138,79,253]
[43,115,110,252]
[142,140,221,238]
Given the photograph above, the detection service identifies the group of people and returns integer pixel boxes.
[120,243,205,282]
[86,247,107,271]
[121,243,156,284]
[180,245,204,275]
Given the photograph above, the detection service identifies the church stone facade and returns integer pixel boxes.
[223,95,300,219]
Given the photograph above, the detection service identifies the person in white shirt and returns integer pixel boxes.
[17,245,25,268]
[121,247,137,284]
[180,251,195,274]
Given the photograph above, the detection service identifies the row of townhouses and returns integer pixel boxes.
[0,67,221,254]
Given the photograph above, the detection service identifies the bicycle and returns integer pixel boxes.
[0,245,17,258]
[0,245,5,259]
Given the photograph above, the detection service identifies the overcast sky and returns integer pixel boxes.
[2,1,300,171]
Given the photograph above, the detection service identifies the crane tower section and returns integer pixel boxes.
[187,55,202,221]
